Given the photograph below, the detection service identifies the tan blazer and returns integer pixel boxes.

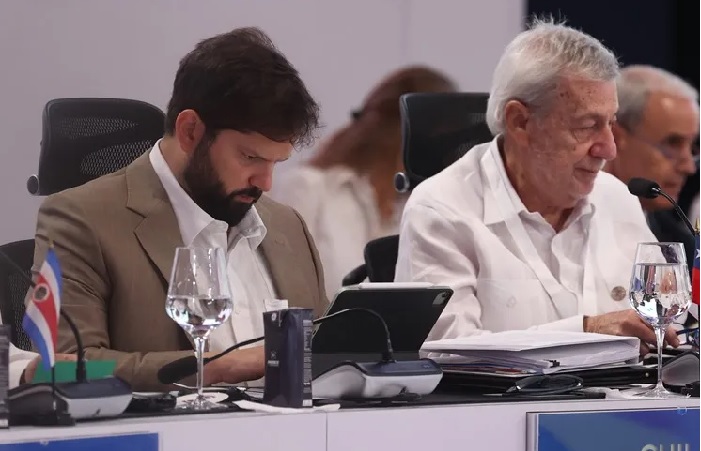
[33,153,328,391]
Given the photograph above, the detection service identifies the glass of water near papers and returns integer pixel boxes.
[165,247,233,410]
[629,241,692,399]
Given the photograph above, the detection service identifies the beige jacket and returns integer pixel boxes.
[33,153,327,391]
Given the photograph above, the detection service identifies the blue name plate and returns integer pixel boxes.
[528,408,700,451]
[0,432,158,450]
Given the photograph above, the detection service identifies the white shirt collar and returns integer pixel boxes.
[481,136,594,226]
[148,140,267,249]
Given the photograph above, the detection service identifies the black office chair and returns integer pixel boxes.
[342,235,401,285]
[394,92,492,192]
[343,92,493,286]
[0,240,35,350]
[27,98,165,195]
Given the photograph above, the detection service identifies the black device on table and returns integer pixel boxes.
[311,284,453,375]
[156,284,453,404]
[310,284,453,399]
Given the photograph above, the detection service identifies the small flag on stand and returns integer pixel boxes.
[22,246,62,372]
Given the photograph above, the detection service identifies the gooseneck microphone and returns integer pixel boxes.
[157,308,395,385]
[627,177,696,234]
[0,249,87,383]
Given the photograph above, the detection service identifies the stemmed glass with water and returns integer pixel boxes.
[629,242,692,399]
[165,247,233,410]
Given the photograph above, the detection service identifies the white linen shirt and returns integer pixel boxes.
[395,137,657,340]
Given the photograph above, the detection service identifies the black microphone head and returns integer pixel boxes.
[628,177,661,199]
[157,356,198,385]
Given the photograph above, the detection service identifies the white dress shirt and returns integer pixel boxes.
[273,165,404,300]
[150,142,280,355]
[395,137,658,340]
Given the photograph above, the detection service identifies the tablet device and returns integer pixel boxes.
[311,284,453,376]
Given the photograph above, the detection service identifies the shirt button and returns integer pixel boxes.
[610,286,627,301]
[506,298,516,308]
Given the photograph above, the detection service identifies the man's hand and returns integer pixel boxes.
[22,353,78,384]
[203,346,265,386]
[583,310,680,355]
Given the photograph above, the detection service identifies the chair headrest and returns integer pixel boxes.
[29,98,165,195]
[399,92,492,190]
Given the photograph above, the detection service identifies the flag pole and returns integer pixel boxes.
[691,218,700,323]
[49,239,57,407]
[51,364,57,407]
[47,238,71,425]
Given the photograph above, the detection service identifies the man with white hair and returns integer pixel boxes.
[605,65,698,273]
[395,20,678,352]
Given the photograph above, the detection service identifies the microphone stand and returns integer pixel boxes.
[652,187,696,234]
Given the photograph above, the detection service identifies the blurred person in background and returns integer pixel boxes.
[605,65,699,273]
[274,66,457,299]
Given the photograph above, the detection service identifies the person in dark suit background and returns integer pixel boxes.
[677,155,700,226]
[604,65,698,273]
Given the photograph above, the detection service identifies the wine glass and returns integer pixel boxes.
[629,242,692,399]
[165,247,233,410]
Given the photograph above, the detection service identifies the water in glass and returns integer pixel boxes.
[166,295,233,339]
[630,262,692,327]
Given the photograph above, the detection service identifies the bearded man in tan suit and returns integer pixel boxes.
[32,28,327,391]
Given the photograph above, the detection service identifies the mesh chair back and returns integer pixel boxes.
[0,240,35,350]
[28,98,164,195]
[399,92,492,189]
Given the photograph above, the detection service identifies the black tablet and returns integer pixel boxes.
[312,283,453,358]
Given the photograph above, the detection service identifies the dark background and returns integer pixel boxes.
[526,0,699,90]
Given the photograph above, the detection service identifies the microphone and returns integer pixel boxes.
[627,177,696,234]
[0,245,133,424]
[157,308,395,385]
[0,250,87,383]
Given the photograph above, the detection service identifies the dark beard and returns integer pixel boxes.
[182,136,262,227]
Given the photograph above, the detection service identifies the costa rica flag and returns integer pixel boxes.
[22,247,62,371]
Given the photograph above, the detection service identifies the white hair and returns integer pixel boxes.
[616,65,699,130]
[486,18,619,135]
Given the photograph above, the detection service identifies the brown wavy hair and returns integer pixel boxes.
[309,66,457,219]
[165,27,319,147]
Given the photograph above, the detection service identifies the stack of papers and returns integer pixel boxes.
[421,330,640,375]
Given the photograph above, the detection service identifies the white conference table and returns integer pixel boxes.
[326,397,700,451]
[0,411,327,451]
[0,397,698,450]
